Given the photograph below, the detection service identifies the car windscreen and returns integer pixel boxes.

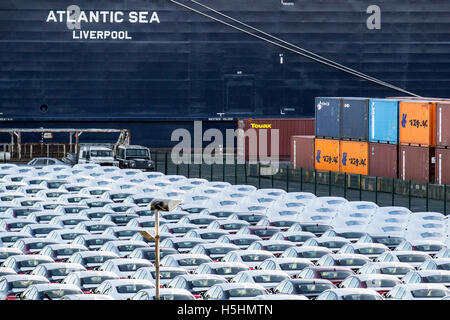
[33,228,58,236]
[42,289,80,298]
[160,294,194,300]
[84,255,114,264]
[252,274,287,283]
[228,288,265,297]
[47,182,66,189]
[318,270,353,279]
[253,229,278,237]
[411,289,448,298]
[222,223,246,230]
[206,247,236,255]
[150,270,186,279]
[125,149,149,158]
[189,279,224,288]
[336,258,368,266]
[422,274,450,283]
[174,241,200,249]
[110,216,134,224]
[116,284,152,293]
[301,225,330,233]
[363,279,399,288]
[380,267,411,275]
[48,268,80,277]
[214,267,246,275]
[200,233,223,240]
[357,247,386,255]
[279,262,311,271]
[342,294,382,300]
[177,258,210,266]
[90,150,113,157]
[373,237,403,246]
[117,244,145,252]
[294,283,333,294]
[28,242,54,250]
[265,244,293,252]
[241,254,272,262]
[286,235,312,243]
[397,254,427,263]
[18,259,48,267]
[81,276,115,285]
[117,263,149,272]
[231,238,256,246]
[414,244,443,252]
[10,279,47,289]
[300,251,328,259]
[54,248,84,256]
[85,239,110,247]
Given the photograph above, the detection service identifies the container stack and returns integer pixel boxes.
[398,101,436,183]
[288,96,450,185]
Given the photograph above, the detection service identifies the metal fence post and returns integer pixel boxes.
[314,169,317,195]
[222,156,225,182]
[408,180,412,210]
[210,163,213,181]
[328,171,332,196]
[271,170,274,188]
[426,182,429,211]
[155,151,158,172]
[392,178,395,206]
[375,176,378,205]
[444,184,447,215]
[234,157,237,185]
[359,174,362,201]
[164,152,168,175]
[300,168,303,192]
[176,154,179,175]
[258,163,261,189]
[286,168,289,192]
[344,173,347,198]
[199,162,202,179]
[244,162,248,184]
[187,160,190,178]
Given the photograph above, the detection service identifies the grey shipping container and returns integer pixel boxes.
[341,98,370,141]
[290,136,315,169]
[436,102,450,148]
[315,97,341,139]
[369,143,398,179]
[436,148,450,185]
[399,145,436,183]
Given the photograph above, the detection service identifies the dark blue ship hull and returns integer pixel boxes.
[1,0,449,147]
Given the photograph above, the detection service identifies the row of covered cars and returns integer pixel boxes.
[0,162,449,300]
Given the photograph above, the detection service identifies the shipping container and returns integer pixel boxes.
[339,141,369,175]
[290,136,315,169]
[315,139,340,172]
[399,145,435,183]
[315,97,341,139]
[436,102,450,148]
[399,101,436,146]
[341,97,370,141]
[369,143,398,178]
[237,118,315,161]
[436,149,450,185]
[369,99,399,144]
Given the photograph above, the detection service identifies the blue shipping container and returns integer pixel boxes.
[369,99,399,144]
[341,97,370,141]
[315,97,341,139]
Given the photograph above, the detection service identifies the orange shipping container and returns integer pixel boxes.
[399,101,436,146]
[339,141,369,175]
[315,139,340,172]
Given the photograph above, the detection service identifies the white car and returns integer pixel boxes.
[93,279,155,300]
[386,283,450,300]
[98,258,153,278]
[316,288,383,300]
[160,254,213,272]
[221,250,275,269]
[131,288,195,300]
[61,270,119,292]
[230,269,290,289]
[203,283,268,300]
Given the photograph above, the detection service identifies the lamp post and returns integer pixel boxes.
[139,198,182,300]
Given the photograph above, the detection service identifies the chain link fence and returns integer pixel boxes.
[151,150,449,214]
